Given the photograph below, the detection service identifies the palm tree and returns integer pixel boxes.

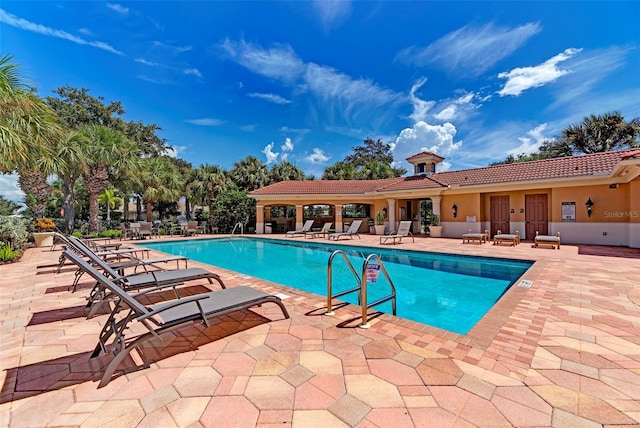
[98,188,123,222]
[0,55,62,217]
[53,129,90,232]
[190,164,231,221]
[229,156,269,191]
[270,160,305,183]
[80,125,139,231]
[137,157,183,222]
[562,112,640,154]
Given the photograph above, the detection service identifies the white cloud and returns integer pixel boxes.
[396,22,541,76]
[497,48,582,96]
[185,118,224,126]
[507,123,551,156]
[220,38,305,83]
[241,124,257,132]
[152,40,192,54]
[106,3,129,14]
[0,8,123,55]
[306,148,330,164]
[433,91,480,122]
[136,58,162,67]
[409,77,435,122]
[312,0,351,29]
[262,143,279,164]
[221,38,402,128]
[394,121,462,168]
[0,173,24,204]
[164,145,187,158]
[281,138,294,152]
[78,28,91,36]
[248,93,291,105]
[434,105,457,121]
[548,46,631,110]
[183,68,202,78]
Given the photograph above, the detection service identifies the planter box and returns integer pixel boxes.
[33,232,55,247]
[429,226,443,238]
[374,225,385,235]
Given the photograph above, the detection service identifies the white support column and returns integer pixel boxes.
[431,196,442,217]
[335,204,343,233]
[387,199,396,231]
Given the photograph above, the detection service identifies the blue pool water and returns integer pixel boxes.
[140,237,533,334]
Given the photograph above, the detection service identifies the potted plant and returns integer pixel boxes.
[32,218,57,247]
[428,214,443,237]
[374,210,386,235]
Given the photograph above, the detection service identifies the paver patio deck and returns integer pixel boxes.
[1,233,639,427]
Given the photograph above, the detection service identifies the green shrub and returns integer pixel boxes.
[71,231,83,238]
[100,229,122,238]
[0,216,30,248]
[0,242,20,262]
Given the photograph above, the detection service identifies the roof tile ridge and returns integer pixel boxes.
[374,176,407,191]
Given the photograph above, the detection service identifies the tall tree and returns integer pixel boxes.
[137,157,183,222]
[229,156,270,191]
[323,137,406,180]
[562,112,640,154]
[190,164,231,221]
[98,189,123,222]
[270,160,306,182]
[54,130,90,232]
[0,55,61,217]
[80,125,139,231]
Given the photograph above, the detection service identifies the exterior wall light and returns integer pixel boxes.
[585,198,594,217]
[452,204,458,218]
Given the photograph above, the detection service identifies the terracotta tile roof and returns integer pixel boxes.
[250,150,637,196]
[432,149,634,187]
[250,178,404,195]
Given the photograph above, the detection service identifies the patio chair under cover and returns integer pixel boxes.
[63,250,289,387]
[286,220,315,237]
[328,220,363,240]
[380,220,414,245]
[305,222,333,239]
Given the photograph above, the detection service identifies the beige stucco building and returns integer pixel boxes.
[249,149,640,248]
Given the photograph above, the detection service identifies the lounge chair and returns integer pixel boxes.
[380,221,414,245]
[63,250,289,387]
[493,230,520,246]
[328,220,363,240]
[286,220,314,237]
[64,236,223,315]
[65,234,186,273]
[534,231,560,249]
[305,222,333,239]
[462,229,489,244]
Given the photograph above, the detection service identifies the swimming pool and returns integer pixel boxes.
[140,237,533,334]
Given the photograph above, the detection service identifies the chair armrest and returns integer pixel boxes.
[136,293,211,321]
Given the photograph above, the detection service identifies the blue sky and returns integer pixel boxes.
[1,1,639,202]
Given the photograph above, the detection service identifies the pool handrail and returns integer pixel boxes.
[326,250,362,315]
[360,254,397,328]
[326,250,397,329]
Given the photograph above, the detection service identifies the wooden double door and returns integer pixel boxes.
[490,194,548,238]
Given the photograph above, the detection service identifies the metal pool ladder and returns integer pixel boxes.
[231,222,244,235]
[326,250,397,328]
